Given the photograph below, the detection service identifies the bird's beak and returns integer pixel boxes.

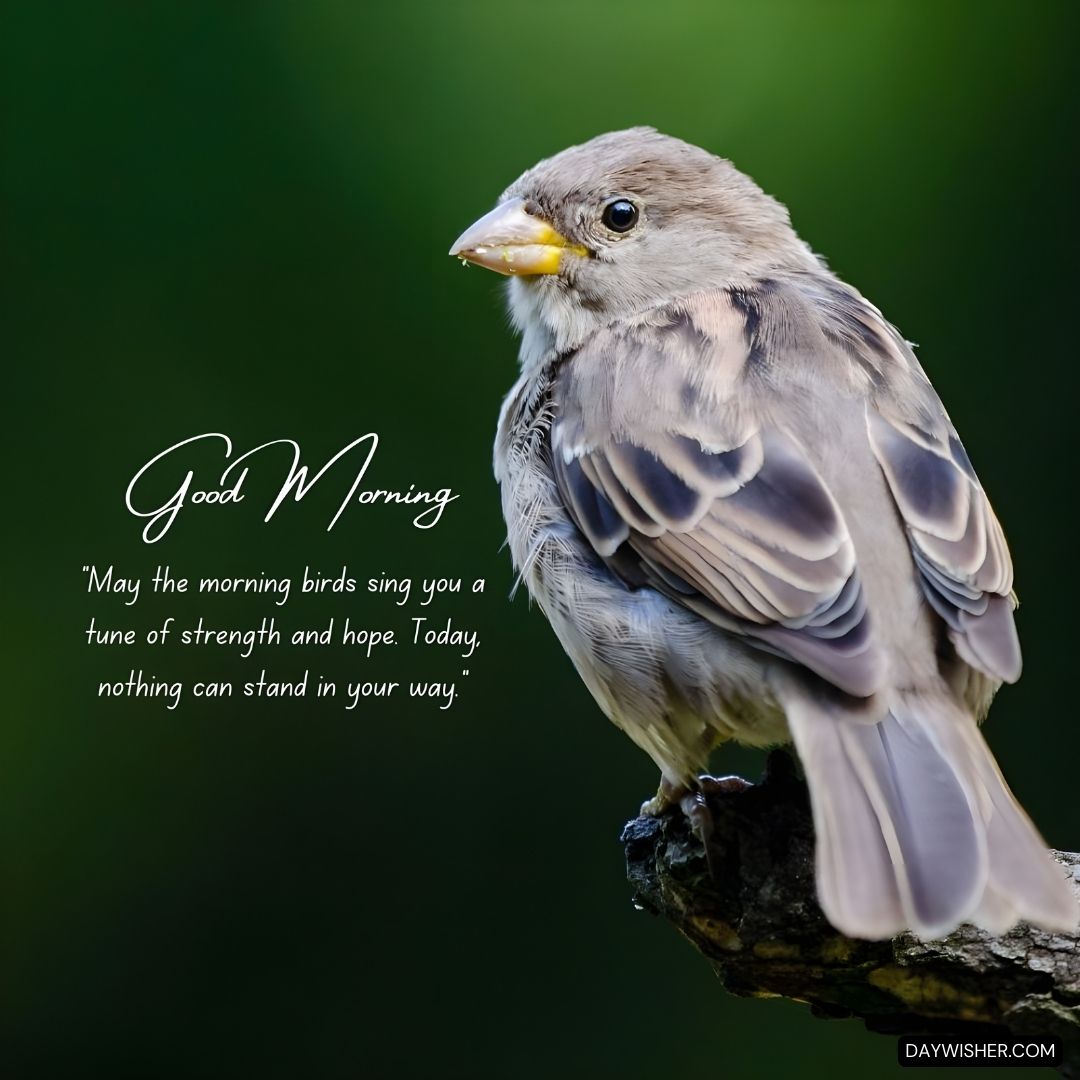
[449,198,587,276]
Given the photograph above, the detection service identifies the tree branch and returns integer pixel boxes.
[621,751,1080,1074]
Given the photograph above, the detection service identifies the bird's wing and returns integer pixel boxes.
[550,290,885,698]
[865,389,1020,684]
[809,277,1020,684]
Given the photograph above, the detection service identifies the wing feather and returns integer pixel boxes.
[549,282,1018,695]
[550,296,885,698]
[867,410,1020,683]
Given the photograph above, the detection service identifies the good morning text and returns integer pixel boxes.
[125,432,459,543]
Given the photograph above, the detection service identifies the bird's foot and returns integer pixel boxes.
[639,775,685,817]
[696,773,753,798]
[640,773,752,816]
[678,788,723,878]
[641,774,752,878]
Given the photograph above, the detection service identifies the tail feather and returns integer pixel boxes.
[902,695,1078,933]
[840,705,987,937]
[968,731,1079,932]
[794,712,906,938]
[786,690,1078,940]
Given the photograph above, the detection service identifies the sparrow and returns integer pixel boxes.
[450,127,1077,940]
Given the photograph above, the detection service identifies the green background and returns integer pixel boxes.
[5,2,1078,1077]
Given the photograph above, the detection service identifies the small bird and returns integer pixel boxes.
[450,128,1077,940]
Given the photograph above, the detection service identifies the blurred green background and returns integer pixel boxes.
[5,2,1078,1076]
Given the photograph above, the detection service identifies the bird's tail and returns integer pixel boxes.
[785,690,1078,940]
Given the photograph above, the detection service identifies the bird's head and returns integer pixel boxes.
[450,127,819,360]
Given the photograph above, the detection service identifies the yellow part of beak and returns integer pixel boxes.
[449,198,587,276]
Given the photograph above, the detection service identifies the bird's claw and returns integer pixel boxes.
[696,773,753,797]
[640,773,752,878]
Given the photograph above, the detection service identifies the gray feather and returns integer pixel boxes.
[550,314,882,698]
[783,688,1071,940]
[868,410,1021,683]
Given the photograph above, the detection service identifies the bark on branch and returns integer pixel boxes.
[621,751,1080,1074]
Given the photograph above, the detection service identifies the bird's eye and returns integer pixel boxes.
[601,199,639,233]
